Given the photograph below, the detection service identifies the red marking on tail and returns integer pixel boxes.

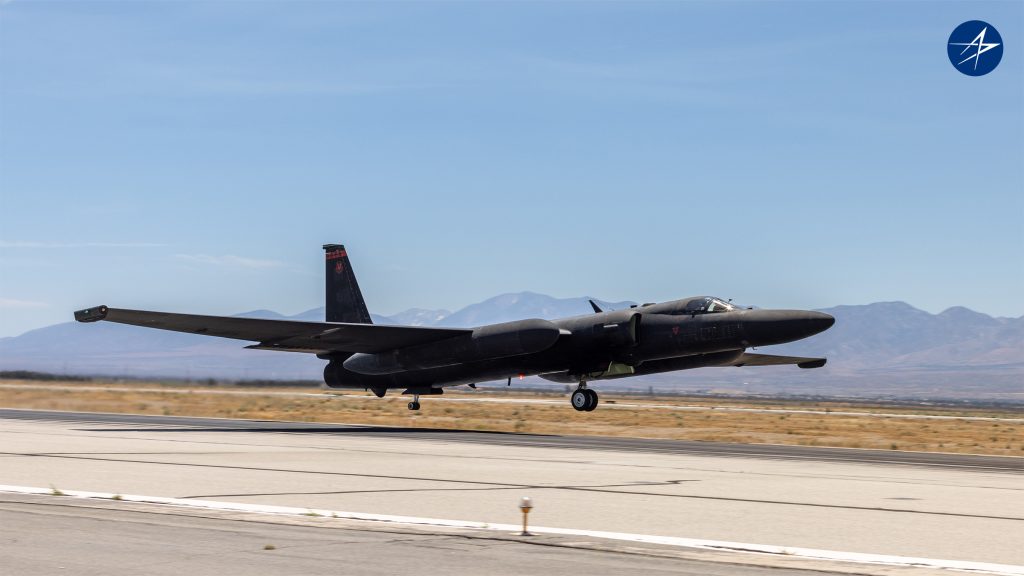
[326,249,348,260]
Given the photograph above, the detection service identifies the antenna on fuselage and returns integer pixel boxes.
[588,299,604,313]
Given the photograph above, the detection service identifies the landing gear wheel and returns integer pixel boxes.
[571,390,589,411]
[407,393,422,411]
[583,389,598,411]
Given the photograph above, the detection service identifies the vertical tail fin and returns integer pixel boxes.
[323,244,372,324]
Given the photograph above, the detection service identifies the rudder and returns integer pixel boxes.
[323,244,372,324]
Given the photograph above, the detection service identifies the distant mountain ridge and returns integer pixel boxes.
[772,301,1024,368]
[1,293,1021,400]
[292,292,635,327]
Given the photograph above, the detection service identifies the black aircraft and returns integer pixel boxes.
[75,244,834,412]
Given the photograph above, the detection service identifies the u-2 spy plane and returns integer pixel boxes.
[76,245,834,412]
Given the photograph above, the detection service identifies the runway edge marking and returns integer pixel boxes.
[1,484,1020,576]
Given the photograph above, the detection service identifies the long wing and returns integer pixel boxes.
[74,305,471,354]
[733,353,827,369]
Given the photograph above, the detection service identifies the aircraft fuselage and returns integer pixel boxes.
[324,299,834,396]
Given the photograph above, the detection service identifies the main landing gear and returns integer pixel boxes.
[407,394,421,411]
[570,383,598,412]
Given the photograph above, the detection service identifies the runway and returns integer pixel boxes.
[1,493,846,576]
[2,408,1019,471]
[1,409,1022,572]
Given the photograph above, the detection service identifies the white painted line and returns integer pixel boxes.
[1,484,1020,575]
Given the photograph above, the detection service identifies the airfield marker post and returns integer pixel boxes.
[519,496,533,536]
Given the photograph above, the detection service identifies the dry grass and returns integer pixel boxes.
[1,379,1022,456]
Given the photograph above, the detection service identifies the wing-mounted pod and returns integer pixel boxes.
[324,356,389,397]
[343,318,561,375]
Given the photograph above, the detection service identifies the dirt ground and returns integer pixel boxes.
[1,379,1022,456]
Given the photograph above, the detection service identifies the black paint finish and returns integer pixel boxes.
[75,245,835,400]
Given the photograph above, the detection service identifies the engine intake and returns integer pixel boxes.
[599,313,640,347]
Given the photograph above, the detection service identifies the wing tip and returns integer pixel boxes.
[74,305,109,323]
[798,358,827,369]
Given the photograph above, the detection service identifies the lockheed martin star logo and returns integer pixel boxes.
[948,21,1003,76]
[951,27,999,70]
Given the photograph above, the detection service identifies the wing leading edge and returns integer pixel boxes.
[733,353,827,369]
[74,305,472,354]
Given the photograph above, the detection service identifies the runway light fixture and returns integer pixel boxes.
[519,496,533,536]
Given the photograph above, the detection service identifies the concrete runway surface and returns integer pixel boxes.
[2,493,853,576]
[1,409,1021,573]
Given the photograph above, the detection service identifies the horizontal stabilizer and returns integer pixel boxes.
[73,305,471,354]
[733,353,827,369]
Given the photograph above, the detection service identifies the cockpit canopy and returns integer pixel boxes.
[680,296,739,314]
[641,296,744,316]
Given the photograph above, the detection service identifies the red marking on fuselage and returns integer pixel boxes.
[672,326,680,336]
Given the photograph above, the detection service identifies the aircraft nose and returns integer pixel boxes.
[742,310,835,347]
[808,311,835,332]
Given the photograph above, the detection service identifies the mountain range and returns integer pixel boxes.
[1,292,1021,401]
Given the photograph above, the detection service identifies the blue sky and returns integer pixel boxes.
[1,1,1021,337]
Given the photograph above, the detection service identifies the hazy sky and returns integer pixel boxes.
[1,1,1022,337]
